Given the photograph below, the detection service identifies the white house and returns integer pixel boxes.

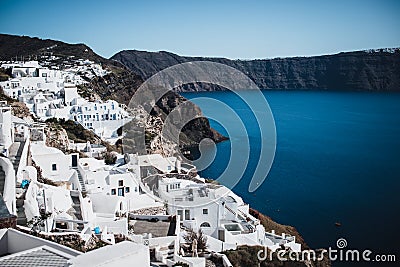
[73,100,131,139]
[1,60,129,141]
[141,160,302,254]
[69,141,107,158]
[30,142,77,183]
[78,156,160,212]
[62,83,79,106]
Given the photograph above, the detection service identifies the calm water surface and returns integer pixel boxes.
[182,90,400,263]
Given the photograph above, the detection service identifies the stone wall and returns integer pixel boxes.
[0,215,17,229]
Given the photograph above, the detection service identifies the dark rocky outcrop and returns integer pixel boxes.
[0,34,105,63]
[112,49,400,91]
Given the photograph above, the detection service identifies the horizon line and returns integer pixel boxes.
[1,32,399,61]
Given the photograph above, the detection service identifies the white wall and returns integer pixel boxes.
[68,241,149,267]
[64,85,79,106]
[174,255,205,267]
[0,157,16,214]
[0,108,13,150]
[106,172,139,199]
[24,182,41,221]
[170,200,221,237]
[95,218,128,236]
[31,144,75,182]
[205,235,237,253]
[2,228,82,257]
[79,194,95,223]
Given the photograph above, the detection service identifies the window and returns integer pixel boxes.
[134,187,138,192]
[125,187,130,193]
[200,222,211,228]
[118,188,124,196]
[185,209,190,220]
[119,180,123,186]
[111,189,116,195]
[56,222,67,229]
[203,209,208,215]
[177,210,183,220]
[52,164,57,171]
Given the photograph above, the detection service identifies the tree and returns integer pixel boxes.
[183,228,208,255]
[27,212,52,234]
[104,151,117,165]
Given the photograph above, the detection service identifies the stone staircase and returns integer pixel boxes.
[67,191,84,231]
[72,167,86,192]
[9,141,28,225]
[158,243,175,263]
[225,205,246,221]
[16,191,27,225]
[8,141,24,175]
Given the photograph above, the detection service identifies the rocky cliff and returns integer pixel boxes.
[112,48,400,91]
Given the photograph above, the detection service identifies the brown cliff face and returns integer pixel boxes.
[111,49,400,91]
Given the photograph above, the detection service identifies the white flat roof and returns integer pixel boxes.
[79,157,107,172]
[12,115,30,125]
[138,154,166,166]
[129,193,163,210]
[31,143,64,156]
[68,241,148,266]
[90,193,121,214]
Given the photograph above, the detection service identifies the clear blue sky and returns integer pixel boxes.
[1,0,399,59]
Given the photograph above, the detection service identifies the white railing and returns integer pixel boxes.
[16,137,30,183]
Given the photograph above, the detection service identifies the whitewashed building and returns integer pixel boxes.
[0,60,130,141]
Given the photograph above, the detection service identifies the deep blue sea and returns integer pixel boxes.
[182,90,400,264]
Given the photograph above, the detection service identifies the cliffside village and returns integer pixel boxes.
[0,59,301,267]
